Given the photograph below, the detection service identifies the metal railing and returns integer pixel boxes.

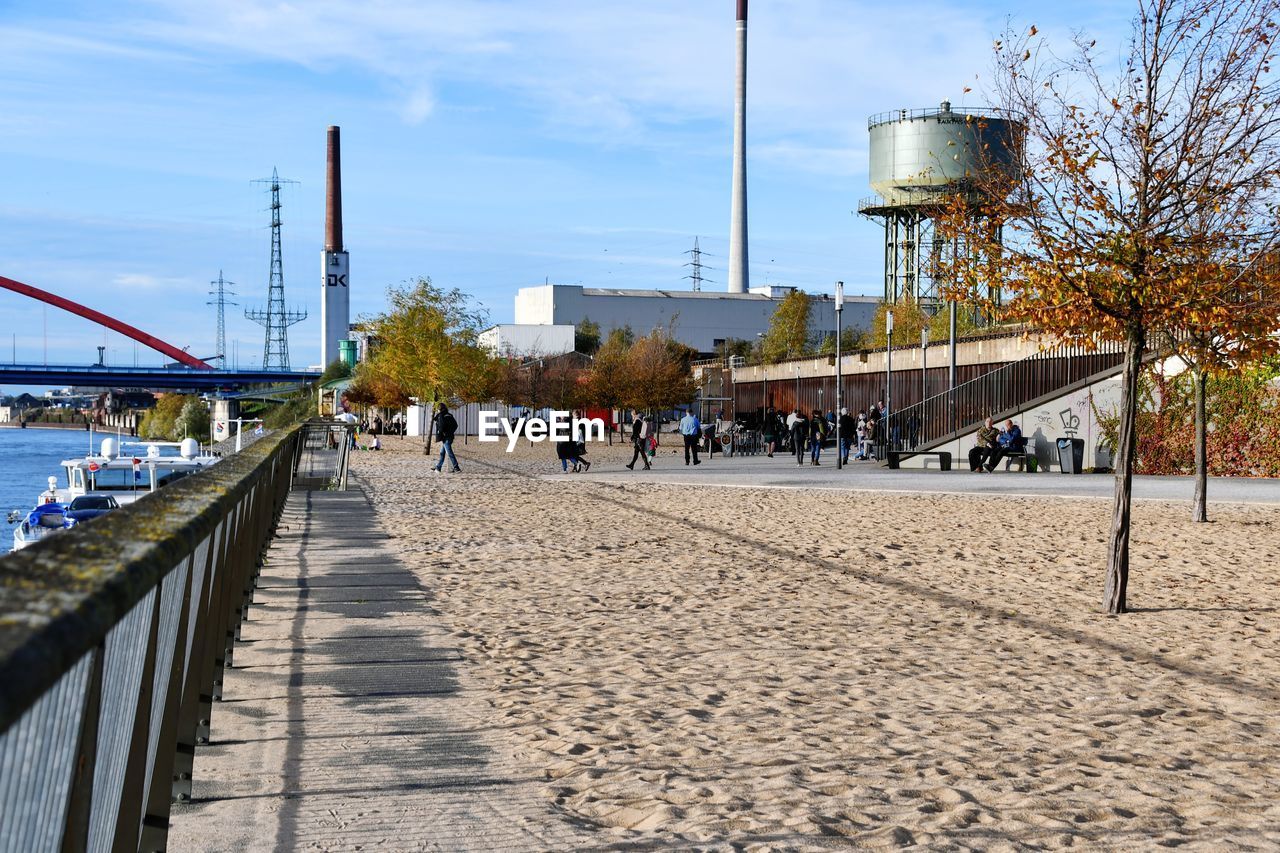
[293,420,356,490]
[881,338,1128,455]
[867,106,1017,129]
[0,425,303,852]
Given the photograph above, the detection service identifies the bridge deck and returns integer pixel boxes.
[166,488,590,851]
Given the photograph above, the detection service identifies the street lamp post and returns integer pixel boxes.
[948,300,958,433]
[885,310,894,457]
[920,326,929,449]
[835,281,844,469]
[921,327,930,400]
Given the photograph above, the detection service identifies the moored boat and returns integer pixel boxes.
[6,435,220,552]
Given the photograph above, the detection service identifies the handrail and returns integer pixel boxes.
[0,425,301,851]
[867,106,1019,129]
[881,337,1128,455]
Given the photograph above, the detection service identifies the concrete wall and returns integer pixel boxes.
[478,324,576,358]
[894,373,1123,472]
[513,284,880,355]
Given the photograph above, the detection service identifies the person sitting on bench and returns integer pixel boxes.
[968,417,1000,472]
[985,419,1025,471]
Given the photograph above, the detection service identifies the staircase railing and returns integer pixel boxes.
[881,337,1128,455]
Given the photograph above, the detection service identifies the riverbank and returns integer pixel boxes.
[0,421,95,431]
[342,437,1280,848]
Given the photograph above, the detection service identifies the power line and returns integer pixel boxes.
[208,270,237,370]
[245,168,307,371]
[683,236,717,291]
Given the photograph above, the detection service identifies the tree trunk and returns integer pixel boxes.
[1104,325,1145,615]
[1192,366,1208,523]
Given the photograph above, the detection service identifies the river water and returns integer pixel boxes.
[0,427,100,555]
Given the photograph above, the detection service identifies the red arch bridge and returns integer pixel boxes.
[0,275,318,389]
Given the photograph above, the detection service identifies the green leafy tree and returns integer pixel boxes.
[719,337,756,362]
[759,290,812,363]
[139,394,185,439]
[818,327,870,356]
[318,358,352,385]
[140,394,209,440]
[366,277,496,450]
[176,397,210,440]
[575,318,602,355]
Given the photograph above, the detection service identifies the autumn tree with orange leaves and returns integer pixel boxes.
[940,0,1280,613]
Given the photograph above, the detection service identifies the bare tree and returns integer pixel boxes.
[941,0,1280,612]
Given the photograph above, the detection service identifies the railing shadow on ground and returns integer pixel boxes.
[0,425,310,853]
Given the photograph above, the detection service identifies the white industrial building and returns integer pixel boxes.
[510,284,879,356]
[477,323,576,358]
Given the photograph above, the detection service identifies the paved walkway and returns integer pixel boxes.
[167,488,592,851]
[570,451,1280,504]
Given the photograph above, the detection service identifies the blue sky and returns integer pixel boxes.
[0,0,1131,379]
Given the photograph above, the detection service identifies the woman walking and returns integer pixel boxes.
[788,409,809,467]
[809,408,826,465]
[555,433,577,473]
[626,410,651,470]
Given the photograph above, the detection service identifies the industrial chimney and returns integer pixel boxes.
[320,125,350,367]
[727,0,749,294]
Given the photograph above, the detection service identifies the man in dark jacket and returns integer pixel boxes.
[625,410,651,470]
[432,404,461,473]
[985,419,1025,472]
[838,408,856,465]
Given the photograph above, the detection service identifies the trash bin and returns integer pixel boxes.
[1056,437,1085,474]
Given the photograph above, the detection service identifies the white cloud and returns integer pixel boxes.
[399,88,436,125]
[111,273,197,291]
[104,1,999,140]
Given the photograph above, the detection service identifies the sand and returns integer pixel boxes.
[354,435,1280,850]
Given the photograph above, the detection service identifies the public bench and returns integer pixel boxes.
[998,447,1035,472]
[886,450,953,471]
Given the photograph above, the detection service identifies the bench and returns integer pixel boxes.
[999,448,1033,472]
[886,450,953,471]
[973,443,1036,472]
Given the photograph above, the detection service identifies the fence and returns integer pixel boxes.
[882,338,1127,453]
[0,425,304,852]
[293,420,355,490]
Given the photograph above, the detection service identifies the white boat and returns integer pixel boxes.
[47,436,220,507]
[10,502,75,551]
[7,436,220,552]
[9,494,122,552]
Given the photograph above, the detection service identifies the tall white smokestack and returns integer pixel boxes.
[728,0,749,294]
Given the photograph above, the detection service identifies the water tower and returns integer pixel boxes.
[859,101,1023,315]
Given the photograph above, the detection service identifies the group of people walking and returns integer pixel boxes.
[428,401,1028,476]
[760,403,889,466]
[626,408,715,470]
